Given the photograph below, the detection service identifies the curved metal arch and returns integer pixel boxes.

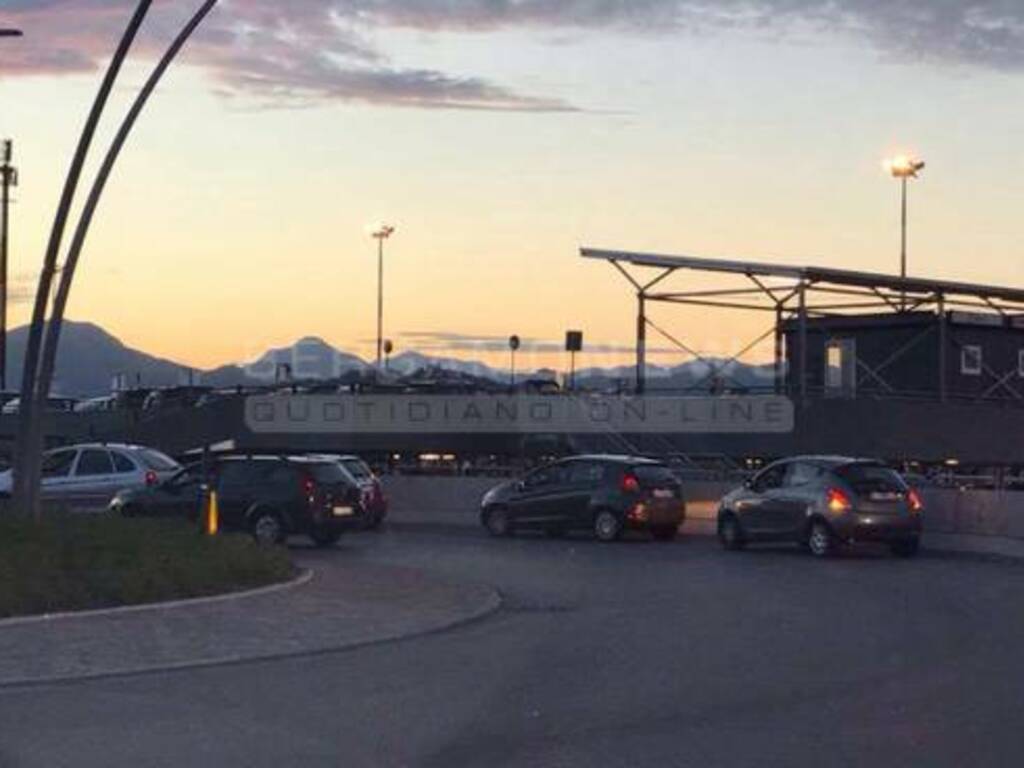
[13,1,154,519]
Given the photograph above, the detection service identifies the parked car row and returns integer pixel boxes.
[480,454,923,558]
[0,444,389,547]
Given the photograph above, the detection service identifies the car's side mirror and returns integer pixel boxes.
[516,480,526,492]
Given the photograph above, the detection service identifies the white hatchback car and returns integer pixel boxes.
[0,443,181,508]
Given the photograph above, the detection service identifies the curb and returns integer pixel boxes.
[0,568,314,630]
[0,585,502,690]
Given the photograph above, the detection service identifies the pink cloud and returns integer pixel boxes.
[0,0,576,110]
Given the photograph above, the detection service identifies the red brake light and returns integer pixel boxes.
[826,487,852,513]
[621,473,640,494]
[145,470,159,487]
[302,475,316,499]
[907,488,923,513]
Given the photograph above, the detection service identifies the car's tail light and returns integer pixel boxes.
[302,475,316,500]
[144,470,159,487]
[620,473,640,494]
[907,488,924,513]
[826,487,852,513]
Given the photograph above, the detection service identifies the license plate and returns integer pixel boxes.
[870,492,901,502]
[332,506,354,517]
[653,489,675,499]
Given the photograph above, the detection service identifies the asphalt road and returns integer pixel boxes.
[2,528,1024,767]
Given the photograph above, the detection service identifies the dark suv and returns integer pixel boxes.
[717,456,923,558]
[110,455,367,546]
[480,455,686,542]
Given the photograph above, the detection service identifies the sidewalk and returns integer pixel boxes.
[0,553,500,687]
[922,531,1024,560]
[687,511,1024,560]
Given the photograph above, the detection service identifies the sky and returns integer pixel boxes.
[2,1,1024,372]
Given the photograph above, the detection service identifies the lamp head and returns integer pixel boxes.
[885,155,926,179]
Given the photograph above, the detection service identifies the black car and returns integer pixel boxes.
[109,455,368,547]
[717,456,923,557]
[480,455,686,542]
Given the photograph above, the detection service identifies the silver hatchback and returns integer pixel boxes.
[717,457,923,558]
[0,443,181,509]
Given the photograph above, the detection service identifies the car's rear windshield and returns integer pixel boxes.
[137,448,180,472]
[340,459,372,480]
[308,462,350,484]
[632,464,678,486]
[835,463,907,495]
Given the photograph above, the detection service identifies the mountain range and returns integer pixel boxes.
[3,321,775,398]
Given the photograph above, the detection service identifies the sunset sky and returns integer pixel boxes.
[2,1,1024,371]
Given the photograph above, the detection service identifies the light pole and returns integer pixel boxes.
[0,31,21,393]
[369,224,395,369]
[1,139,17,392]
[884,155,926,284]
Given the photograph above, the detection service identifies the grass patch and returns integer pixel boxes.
[0,515,294,619]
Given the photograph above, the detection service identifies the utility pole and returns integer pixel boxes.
[0,139,17,392]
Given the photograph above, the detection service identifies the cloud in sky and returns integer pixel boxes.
[3,1,1024,111]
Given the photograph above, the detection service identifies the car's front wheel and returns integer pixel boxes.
[251,509,286,546]
[718,513,746,551]
[593,510,623,543]
[483,506,512,538]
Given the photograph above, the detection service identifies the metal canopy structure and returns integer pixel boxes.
[583,248,1024,306]
[582,247,1024,399]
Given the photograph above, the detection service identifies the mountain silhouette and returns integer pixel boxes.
[2,321,769,397]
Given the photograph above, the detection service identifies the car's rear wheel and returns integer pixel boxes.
[251,510,286,546]
[651,525,678,542]
[807,520,835,558]
[310,527,342,548]
[890,537,921,558]
[119,503,140,518]
[483,506,512,538]
[593,510,623,543]
[718,513,745,551]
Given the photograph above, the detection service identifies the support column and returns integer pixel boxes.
[774,305,784,395]
[636,292,647,395]
[938,295,947,403]
[798,285,808,401]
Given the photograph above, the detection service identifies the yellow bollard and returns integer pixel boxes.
[206,489,219,536]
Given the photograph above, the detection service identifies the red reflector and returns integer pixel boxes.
[826,487,852,513]
[621,473,640,494]
[907,488,923,513]
[628,503,648,521]
[302,475,316,498]
[145,470,159,487]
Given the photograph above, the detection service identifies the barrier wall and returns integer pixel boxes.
[382,475,1024,539]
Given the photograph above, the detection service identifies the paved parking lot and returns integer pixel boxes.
[2,527,1024,767]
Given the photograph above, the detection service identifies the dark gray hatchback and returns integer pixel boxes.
[480,455,686,542]
[717,456,923,557]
